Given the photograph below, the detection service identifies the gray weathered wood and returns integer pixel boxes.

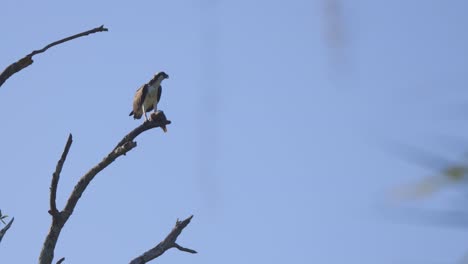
[0,25,108,88]
[39,114,171,264]
[129,215,197,264]
[0,217,14,244]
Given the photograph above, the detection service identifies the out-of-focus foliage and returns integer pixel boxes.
[391,150,468,263]
[393,162,467,201]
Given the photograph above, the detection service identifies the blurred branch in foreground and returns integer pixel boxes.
[384,142,467,201]
[386,142,468,261]
[323,0,345,50]
[392,166,467,201]
[382,206,468,229]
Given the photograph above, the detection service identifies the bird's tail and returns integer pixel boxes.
[129,111,134,116]
[161,125,168,133]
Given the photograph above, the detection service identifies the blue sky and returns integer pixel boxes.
[1,0,468,263]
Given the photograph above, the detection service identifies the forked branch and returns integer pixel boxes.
[129,215,197,264]
[39,113,171,264]
[0,217,14,244]
[49,134,73,217]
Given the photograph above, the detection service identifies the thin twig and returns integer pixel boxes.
[27,25,108,57]
[39,115,171,264]
[49,134,73,217]
[173,243,197,254]
[129,215,197,264]
[0,25,108,88]
[0,217,14,244]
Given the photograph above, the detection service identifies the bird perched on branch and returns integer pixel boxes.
[129,72,169,123]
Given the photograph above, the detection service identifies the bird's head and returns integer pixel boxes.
[155,71,169,81]
[149,71,169,86]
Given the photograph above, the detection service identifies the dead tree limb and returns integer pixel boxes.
[0,217,14,244]
[39,112,171,264]
[0,25,108,88]
[129,215,197,264]
[49,134,73,217]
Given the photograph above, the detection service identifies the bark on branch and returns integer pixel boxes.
[129,215,197,264]
[0,25,108,88]
[39,113,171,264]
[49,134,73,217]
[0,217,14,244]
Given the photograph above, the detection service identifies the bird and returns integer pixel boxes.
[129,71,169,123]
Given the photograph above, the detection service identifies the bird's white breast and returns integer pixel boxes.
[143,83,159,107]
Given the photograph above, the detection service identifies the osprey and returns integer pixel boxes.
[129,72,169,124]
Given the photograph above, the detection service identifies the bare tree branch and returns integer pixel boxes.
[0,217,14,244]
[129,215,197,264]
[173,243,197,254]
[39,113,171,264]
[0,25,108,88]
[115,111,170,149]
[49,134,73,217]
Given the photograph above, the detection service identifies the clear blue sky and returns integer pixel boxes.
[1,0,468,263]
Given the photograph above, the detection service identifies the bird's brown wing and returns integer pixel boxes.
[131,84,148,119]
